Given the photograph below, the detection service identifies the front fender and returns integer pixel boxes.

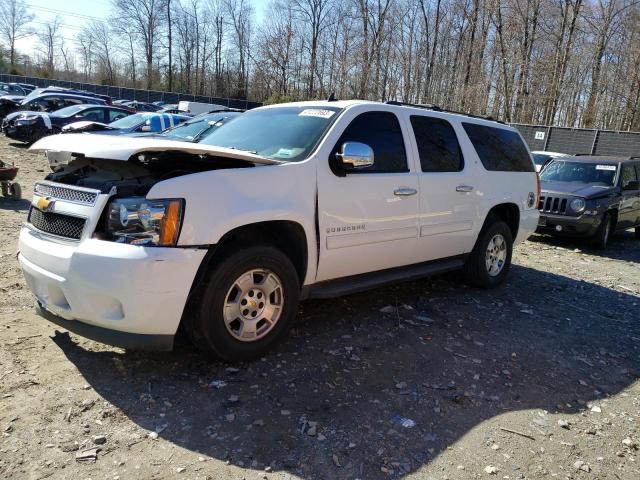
[146,161,319,284]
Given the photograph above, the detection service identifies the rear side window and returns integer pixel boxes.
[333,111,407,173]
[463,123,534,172]
[410,115,463,172]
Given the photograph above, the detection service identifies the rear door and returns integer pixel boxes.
[408,114,478,260]
[316,109,420,281]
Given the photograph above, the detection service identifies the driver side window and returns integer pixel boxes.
[621,164,637,188]
[332,111,408,173]
[109,110,127,122]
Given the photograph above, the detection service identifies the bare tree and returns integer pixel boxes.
[224,0,253,97]
[291,0,332,97]
[36,16,61,75]
[111,0,168,89]
[0,0,33,67]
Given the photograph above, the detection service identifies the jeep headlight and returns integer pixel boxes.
[106,197,184,246]
[570,198,586,213]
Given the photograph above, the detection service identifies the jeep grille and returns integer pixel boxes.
[538,195,568,215]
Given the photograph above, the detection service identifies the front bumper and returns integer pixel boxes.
[35,301,174,350]
[535,212,601,237]
[18,227,206,349]
[515,208,540,244]
[4,123,42,143]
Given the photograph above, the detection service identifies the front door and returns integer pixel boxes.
[618,162,640,229]
[316,109,420,282]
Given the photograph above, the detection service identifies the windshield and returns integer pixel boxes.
[22,88,47,103]
[53,105,85,117]
[200,106,342,161]
[163,112,240,141]
[109,113,147,129]
[540,160,618,187]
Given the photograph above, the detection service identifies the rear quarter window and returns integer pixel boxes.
[463,123,534,172]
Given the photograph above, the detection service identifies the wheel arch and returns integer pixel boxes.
[483,202,520,239]
[607,208,618,230]
[189,220,309,298]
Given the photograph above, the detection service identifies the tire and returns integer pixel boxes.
[463,215,513,288]
[0,182,7,197]
[8,182,21,200]
[184,246,300,362]
[592,212,612,250]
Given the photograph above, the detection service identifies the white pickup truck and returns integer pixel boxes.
[18,100,539,361]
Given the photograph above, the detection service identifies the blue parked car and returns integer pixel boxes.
[135,110,242,142]
[3,104,133,143]
[61,112,190,136]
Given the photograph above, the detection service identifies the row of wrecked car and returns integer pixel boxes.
[0,85,242,145]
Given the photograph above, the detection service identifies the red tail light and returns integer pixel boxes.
[535,172,541,207]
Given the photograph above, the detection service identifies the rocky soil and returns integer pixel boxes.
[0,136,638,479]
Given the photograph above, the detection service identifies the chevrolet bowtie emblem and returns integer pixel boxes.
[35,197,55,212]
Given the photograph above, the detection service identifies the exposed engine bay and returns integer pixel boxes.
[45,150,255,197]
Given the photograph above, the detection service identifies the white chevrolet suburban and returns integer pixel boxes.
[18,100,539,361]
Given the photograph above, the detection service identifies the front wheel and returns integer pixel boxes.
[592,213,612,250]
[463,216,513,288]
[184,246,300,362]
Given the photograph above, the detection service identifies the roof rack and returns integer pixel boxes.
[385,100,505,124]
[574,153,638,160]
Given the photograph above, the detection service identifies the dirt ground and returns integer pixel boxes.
[0,135,638,480]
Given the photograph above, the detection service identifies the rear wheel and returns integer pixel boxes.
[463,216,513,288]
[592,213,612,250]
[184,246,300,361]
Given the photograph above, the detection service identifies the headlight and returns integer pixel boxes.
[570,198,586,212]
[106,197,184,246]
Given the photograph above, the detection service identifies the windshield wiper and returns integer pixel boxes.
[226,146,258,154]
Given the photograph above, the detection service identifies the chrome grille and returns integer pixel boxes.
[28,207,86,240]
[34,182,98,206]
[538,195,568,214]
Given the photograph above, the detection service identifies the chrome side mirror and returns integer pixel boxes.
[335,142,374,169]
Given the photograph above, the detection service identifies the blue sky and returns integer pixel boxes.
[17,0,268,55]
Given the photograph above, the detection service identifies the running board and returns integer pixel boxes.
[304,256,466,299]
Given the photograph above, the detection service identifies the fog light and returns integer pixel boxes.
[555,225,563,232]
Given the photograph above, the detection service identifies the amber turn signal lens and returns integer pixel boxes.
[159,200,183,246]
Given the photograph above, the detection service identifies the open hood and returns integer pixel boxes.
[62,120,111,132]
[0,95,25,104]
[30,132,282,165]
[540,181,616,199]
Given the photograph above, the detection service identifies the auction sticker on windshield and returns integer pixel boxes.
[596,165,617,171]
[299,109,335,119]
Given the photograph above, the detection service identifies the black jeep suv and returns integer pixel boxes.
[536,155,640,249]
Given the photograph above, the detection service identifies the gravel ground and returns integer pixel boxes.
[0,136,638,480]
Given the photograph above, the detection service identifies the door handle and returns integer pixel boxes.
[394,187,417,196]
[456,185,474,193]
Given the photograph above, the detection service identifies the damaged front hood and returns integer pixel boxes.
[30,133,282,165]
[62,121,112,132]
